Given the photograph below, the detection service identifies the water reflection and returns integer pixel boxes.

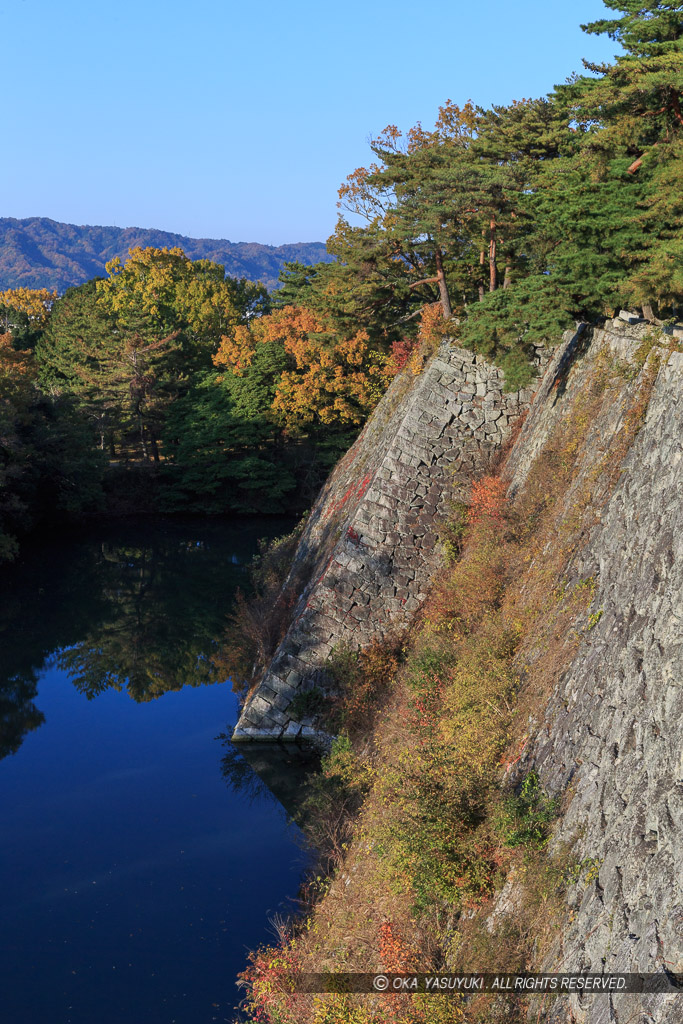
[219,735,320,822]
[0,675,45,760]
[0,517,293,758]
[0,517,316,1024]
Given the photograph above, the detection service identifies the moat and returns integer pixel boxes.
[0,517,308,1024]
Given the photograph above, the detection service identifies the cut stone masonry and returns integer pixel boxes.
[233,338,550,742]
[502,323,683,1023]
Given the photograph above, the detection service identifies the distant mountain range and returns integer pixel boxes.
[0,217,332,293]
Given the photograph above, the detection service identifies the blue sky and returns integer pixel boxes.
[2,0,621,245]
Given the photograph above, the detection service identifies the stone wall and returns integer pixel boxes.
[501,326,683,1024]
[428,319,683,1022]
[231,315,683,1020]
[233,339,548,741]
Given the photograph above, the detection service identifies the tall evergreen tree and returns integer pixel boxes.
[37,281,125,452]
[37,249,271,461]
[553,0,683,313]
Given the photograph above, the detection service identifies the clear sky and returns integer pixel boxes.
[2,0,622,246]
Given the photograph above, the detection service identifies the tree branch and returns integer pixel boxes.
[140,329,181,353]
[408,276,439,289]
[389,303,436,327]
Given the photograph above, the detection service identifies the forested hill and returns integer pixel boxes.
[0,217,332,292]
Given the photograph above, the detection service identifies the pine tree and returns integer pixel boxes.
[338,105,482,320]
[555,1,683,313]
[36,281,125,453]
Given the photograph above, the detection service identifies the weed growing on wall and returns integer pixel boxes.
[214,519,307,696]
[325,637,402,739]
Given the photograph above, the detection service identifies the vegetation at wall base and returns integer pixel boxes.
[214,520,310,699]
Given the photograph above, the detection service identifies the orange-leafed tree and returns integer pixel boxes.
[214,305,387,432]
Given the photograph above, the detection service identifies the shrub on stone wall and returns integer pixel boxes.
[215,520,307,696]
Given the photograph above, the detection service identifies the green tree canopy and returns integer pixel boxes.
[161,341,296,513]
[37,248,271,462]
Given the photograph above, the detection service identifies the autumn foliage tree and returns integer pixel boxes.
[0,287,56,348]
[37,247,269,462]
[214,304,387,433]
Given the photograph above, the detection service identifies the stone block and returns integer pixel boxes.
[251,695,274,715]
[398,451,419,467]
[271,691,296,711]
[464,409,485,429]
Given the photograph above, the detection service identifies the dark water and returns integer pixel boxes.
[0,518,312,1024]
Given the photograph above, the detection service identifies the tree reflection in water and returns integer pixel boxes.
[0,674,45,760]
[0,517,293,758]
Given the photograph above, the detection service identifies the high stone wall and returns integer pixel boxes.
[499,324,683,1024]
[233,338,550,742]
[231,317,683,1020]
